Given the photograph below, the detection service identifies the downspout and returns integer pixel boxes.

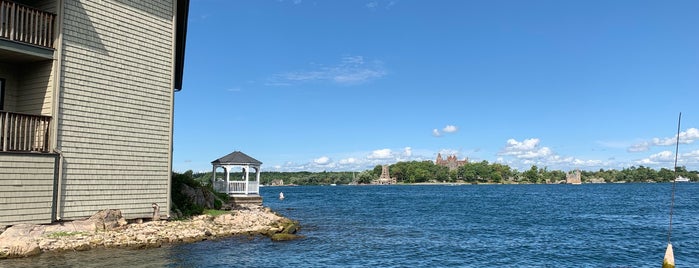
[51,0,65,221]
[166,0,180,219]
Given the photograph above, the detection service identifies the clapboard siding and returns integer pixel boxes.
[17,61,54,116]
[57,0,175,220]
[0,153,58,225]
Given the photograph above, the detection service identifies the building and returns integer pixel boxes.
[0,0,190,225]
[435,153,468,171]
[566,170,582,184]
[372,165,396,185]
[210,151,263,205]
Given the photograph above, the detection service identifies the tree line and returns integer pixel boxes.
[188,160,698,185]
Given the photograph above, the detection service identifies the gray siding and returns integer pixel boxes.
[56,0,175,220]
[0,153,58,226]
[17,61,54,116]
[0,61,54,116]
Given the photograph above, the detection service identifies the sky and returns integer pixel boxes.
[173,0,699,173]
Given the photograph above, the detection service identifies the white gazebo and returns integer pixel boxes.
[211,151,262,197]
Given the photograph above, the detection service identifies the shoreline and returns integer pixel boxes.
[0,205,300,259]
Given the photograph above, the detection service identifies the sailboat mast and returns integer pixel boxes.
[663,112,682,268]
[667,112,681,243]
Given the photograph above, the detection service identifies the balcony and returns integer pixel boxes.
[0,111,51,152]
[0,0,55,62]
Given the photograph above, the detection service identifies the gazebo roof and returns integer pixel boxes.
[211,151,262,166]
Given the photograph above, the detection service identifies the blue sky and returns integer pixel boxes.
[173,0,699,173]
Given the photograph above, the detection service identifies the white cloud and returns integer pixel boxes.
[636,150,675,165]
[629,128,699,151]
[366,1,378,9]
[627,141,649,152]
[443,125,458,133]
[368,149,393,159]
[403,147,412,157]
[433,125,458,137]
[313,156,332,165]
[339,157,357,164]
[269,56,386,86]
[500,138,545,157]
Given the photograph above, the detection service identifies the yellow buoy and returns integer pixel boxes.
[663,243,675,268]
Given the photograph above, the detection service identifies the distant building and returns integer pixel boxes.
[566,170,582,184]
[435,153,468,171]
[372,165,397,185]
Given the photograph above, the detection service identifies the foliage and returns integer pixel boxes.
[171,171,204,217]
[186,163,699,186]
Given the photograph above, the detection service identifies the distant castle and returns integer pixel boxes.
[566,169,582,184]
[435,153,468,171]
[372,165,397,185]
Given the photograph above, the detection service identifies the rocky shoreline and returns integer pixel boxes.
[0,205,301,259]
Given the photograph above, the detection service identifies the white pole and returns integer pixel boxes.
[244,165,250,194]
[256,166,261,193]
[225,166,230,194]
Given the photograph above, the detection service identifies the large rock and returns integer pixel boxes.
[180,184,215,209]
[89,209,127,231]
[0,224,43,258]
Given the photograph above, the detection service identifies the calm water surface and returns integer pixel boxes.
[3,183,698,267]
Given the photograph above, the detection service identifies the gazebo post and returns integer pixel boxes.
[244,165,250,194]
[255,166,261,193]
[224,166,230,194]
[211,165,216,189]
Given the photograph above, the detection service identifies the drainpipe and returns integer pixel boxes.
[51,0,65,221]
[53,149,64,220]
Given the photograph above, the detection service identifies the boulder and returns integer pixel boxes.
[0,224,43,258]
[180,184,215,209]
[88,209,127,231]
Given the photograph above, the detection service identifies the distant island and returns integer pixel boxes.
[188,155,698,186]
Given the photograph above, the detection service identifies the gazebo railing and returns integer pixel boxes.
[214,180,259,195]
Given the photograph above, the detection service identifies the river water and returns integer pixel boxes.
[3,183,698,267]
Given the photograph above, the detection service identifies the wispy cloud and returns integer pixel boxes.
[313,156,332,165]
[365,0,398,11]
[498,138,608,170]
[433,125,458,137]
[499,138,552,159]
[628,128,699,152]
[269,56,387,86]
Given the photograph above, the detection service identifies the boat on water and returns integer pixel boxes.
[675,176,690,182]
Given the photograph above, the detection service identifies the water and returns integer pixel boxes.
[3,183,699,267]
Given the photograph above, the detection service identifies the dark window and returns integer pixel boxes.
[0,78,4,111]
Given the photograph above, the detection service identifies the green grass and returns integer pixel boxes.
[46,231,87,238]
[204,209,230,217]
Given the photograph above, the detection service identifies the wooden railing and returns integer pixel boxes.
[0,0,55,49]
[0,111,51,152]
[214,180,260,195]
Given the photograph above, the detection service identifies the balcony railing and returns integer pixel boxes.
[0,111,51,152]
[0,1,55,49]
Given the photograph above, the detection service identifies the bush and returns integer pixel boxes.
[171,171,204,218]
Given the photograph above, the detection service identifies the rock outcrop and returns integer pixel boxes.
[0,205,300,259]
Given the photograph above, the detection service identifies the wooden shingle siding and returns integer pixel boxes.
[0,153,58,225]
[17,61,54,116]
[57,0,175,220]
